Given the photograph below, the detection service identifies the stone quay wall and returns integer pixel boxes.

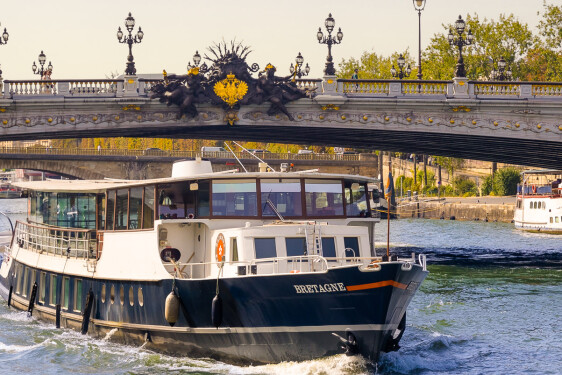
[397,199,515,223]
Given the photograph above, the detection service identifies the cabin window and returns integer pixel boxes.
[101,284,106,303]
[39,272,46,303]
[344,237,360,257]
[231,238,239,262]
[16,264,23,294]
[143,187,155,229]
[556,217,560,223]
[50,274,57,305]
[119,285,125,306]
[345,181,368,217]
[261,179,302,217]
[22,267,29,297]
[29,270,36,297]
[529,201,532,209]
[255,238,277,259]
[129,286,134,306]
[538,201,542,209]
[285,238,307,257]
[551,217,554,223]
[305,179,344,217]
[138,287,144,307]
[197,181,210,217]
[110,285,115,304]
[97,194,106,230]
[212,180,257,217]
[543,201,546,210]
[74,279,82,312]
[321,238,337,258]
[115,189,129,230]
[106,190,116,230]
[62,277,70,309]
[129,187,143,230]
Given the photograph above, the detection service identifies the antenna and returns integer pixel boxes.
[232,141,276,172]
[223,142,248,173]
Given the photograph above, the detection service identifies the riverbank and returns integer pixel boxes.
[397,196,515,223]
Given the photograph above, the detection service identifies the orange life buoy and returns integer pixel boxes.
[532,185,537,194]
[215,233,225,263]
[290,270,300,274]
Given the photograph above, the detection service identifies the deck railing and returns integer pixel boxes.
[14,221,97,259]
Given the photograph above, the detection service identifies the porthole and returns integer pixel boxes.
[538,201,541,209]
[138,287,144,307]
[543,201,546,210]
[119,285,124,306]
[129,286,134,306]
[101,284,106,303]
[110,285,115,304]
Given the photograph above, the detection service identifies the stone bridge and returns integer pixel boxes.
[0,148,377,179]
[1,76,561,169]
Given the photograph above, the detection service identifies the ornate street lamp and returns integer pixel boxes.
[448,15,474,78]
[490,57,512,81]
[413,0,426,80]
[116,12,144,76]
[0,23,8,46]
[391,54,412,80]
[317,13,343,76]
[187,50,209,73]
[31,50,53,77]
[289,52,310,79]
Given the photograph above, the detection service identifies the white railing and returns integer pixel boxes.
[14,221,97,259]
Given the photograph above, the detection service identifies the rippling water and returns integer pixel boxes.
[0,199,561,374]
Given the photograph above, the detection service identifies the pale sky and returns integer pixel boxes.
[0,0,559,80]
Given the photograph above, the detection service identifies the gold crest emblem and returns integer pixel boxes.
[213,73,248,108]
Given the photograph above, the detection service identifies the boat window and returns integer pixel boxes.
[529,201,532,209]
[551,217,554,223]
[50,274,57,305]
[261,179,302,217]
[110,285,115,304]
[119,285,124,306]
[285,238,307,257]
[115,189,129,230]
[97,194,105,230]
[345,181,368,217]
[556,217,560,223]
[158,183,186,219]
[62,277,70,309]
[321,238,336,258]
[129,187,143,230]
[16,264,23,294]
[30,192,97,229]
[74,279,82,312]
[197,181,210,217]
[538,201,542,209]
[344,237,360,257]
[138,287,144,307]
[101,284,106,303]
[212,180,258,217]
[22,267,29,297]
[106,190,116,230]
[305,179,344,217]
[39,272,46,303]
[255,238,276,259]
[129,286,134,306]
[29,270,36,297]
[543,201,546,210]
[231,238,239,262]
[143,187,155,229]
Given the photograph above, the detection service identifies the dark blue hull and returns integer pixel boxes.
[0,260,427,364]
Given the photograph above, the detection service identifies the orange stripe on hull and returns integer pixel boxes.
[346,280,407,292]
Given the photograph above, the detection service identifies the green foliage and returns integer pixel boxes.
[481,174,494,195]
[493,167,522,196]
[453,176,478,196]
[338,50,416,80]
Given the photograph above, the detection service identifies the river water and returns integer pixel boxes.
[0,198,560,375]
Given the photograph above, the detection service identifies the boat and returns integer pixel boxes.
[0,182,23,199]
[0,158,428,364]
[514,169,562,234]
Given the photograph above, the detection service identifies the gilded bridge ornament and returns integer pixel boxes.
[150,41,315,124]
[213,73,248,108]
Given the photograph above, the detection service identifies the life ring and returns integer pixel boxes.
[532,185,537,194]
[215,233,225,263]
[290,270,300,274]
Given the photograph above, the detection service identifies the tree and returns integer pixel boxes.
[338,50,416,80]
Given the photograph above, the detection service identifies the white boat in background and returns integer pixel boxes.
[514,169,562,234]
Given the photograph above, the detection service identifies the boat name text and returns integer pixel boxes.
[293,283,346,294]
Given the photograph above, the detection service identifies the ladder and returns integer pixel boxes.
[305,222,323,256]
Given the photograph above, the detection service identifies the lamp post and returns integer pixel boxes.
[0,24,8,46]
[448,15,474,78]
[31,51,53,77]
[391,54,412,80]
[116,12,144,76]
[187,50,209,73]
[413,0,426,80]
[490,57,512,81]
[289,52,310,79]
[317,13,343,76]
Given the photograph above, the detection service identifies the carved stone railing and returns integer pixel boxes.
[3,76,562,101]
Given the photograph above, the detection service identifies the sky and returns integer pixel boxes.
[0,0,559,80]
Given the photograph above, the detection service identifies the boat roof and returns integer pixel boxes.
[521,169,562,175]
[13,170,378,193]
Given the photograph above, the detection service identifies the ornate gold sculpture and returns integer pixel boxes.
[213,73,248,108]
